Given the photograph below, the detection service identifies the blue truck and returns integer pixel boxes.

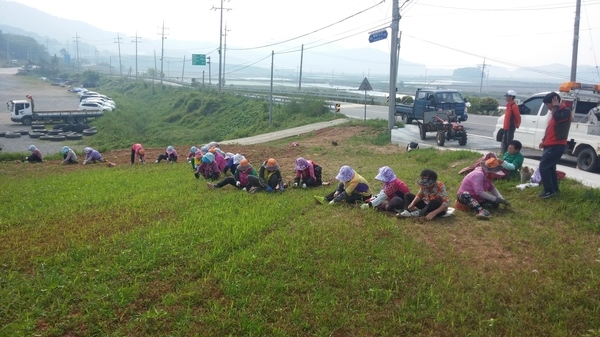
[395,88,469,124]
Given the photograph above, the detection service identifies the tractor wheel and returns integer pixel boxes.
[436,131,445,146]
[459,134,467,146]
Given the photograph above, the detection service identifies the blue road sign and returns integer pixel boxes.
[368,30,388,43]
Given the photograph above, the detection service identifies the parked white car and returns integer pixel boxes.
[82,97,116,109]
[78,101,112,112]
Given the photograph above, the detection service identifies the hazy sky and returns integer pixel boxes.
[6,0,600,73]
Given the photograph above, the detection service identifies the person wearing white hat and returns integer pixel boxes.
[23,144,43,163]
[155,146,178,163]
[501,89,521,154]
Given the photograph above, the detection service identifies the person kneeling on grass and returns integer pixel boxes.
[23,144,43,163]
[61,146,78,164]
[83,147,105,165]
[397,169,449,220]
[247,158,285,193]
[361,166,410,213]
[195,152,220,181]
[155,146,178,163]
[293,157,323,188]
[498,140,524,180]
[455,158,511,220]
[316,165,371,205]
[207,158,257,191]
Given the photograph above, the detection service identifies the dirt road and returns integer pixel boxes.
[0,68,82,154]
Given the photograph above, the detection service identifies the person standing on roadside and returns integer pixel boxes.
[501,90,521,154]
[538,92,572,198]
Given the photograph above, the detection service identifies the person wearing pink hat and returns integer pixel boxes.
[293,157,322,188]
[155,146,178,163]
[315,165,371,205]
[360,166,410,212]
[455,158,511,220]
[131,143,146,165]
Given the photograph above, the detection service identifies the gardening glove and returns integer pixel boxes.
[236,181,241,187]
[329,200,336,205]
[360,203,370,210]
[194,172,200,179]
[302,183,307,188]
[293,182,298,187]
[496,197,510,206]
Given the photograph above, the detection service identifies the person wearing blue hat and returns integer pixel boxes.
[61,146,78,164]
[155,146,178,163]
[23,144,43,163]
[194,152,220,180]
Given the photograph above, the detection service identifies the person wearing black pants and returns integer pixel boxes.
[247,158,285,192]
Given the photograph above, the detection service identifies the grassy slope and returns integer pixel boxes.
[1,123,600,336]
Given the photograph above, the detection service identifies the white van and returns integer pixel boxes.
[493,82,600,172]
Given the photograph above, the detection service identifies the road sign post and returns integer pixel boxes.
[192,54,206,66]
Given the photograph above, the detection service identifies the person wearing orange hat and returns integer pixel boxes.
[131,143,146,165]
[207,158,257,191]
[247,158,285,192]
[455,158,511,220]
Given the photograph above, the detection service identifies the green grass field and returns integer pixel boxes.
[2,122,600,336]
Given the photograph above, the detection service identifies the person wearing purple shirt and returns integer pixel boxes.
[155,146,178,163]
[23,145,43,163]
[83,147,105,165]
[195,152,220,180]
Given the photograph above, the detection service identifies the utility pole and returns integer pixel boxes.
[181,55,186,82]
[298,44,304,90]
[157,21,168,85]
[211,0,232,93]
[387,0,401,131]
[207,56,212,84]
[115,33,123,76]
[223,24,230,87]
[269,50,274,127]
[131,32,142,80]
[570,0,581,82]
[73,33,81,72]
[478,58,490,94]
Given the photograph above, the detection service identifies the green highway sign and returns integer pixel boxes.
[192,54,206,66]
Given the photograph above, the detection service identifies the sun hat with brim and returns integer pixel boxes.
[481,158,505,177]
[265,158,279,171]
[335,165,355,182]
[62,146,70,155]
[295,157,309,171]
[202,152,215,163]
[236,159,251,171]
[166,146,175,154]
[84,147,93,154]
[138,148,145,156]
[28,145,36,152]
[233,154,244,165]
[375,166,396,183]
[504,90,517,97]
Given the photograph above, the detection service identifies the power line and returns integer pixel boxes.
[229,1,386,51]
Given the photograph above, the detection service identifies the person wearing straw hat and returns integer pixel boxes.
[195,152,220,180]
[361,166,410,212]
[155,146,178,163]
[293,157,322,188]
[247,158,285,193]
[131,143,146,165]
[207,158,257,191]
[315,165,371,205]
[455,158,511,220]
[397,169,449,220]
[61,146,78,165]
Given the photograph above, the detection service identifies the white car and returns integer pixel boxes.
[78,101,112,112]
[82,97,116,109]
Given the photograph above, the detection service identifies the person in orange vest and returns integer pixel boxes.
[501,90,521,154]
